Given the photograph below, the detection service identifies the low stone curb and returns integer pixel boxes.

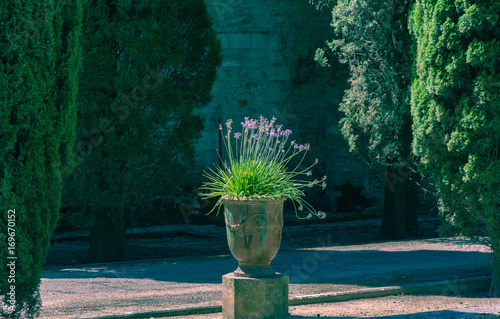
[84,305,223,319]
[81,276,491,319]
[289,276,491,305]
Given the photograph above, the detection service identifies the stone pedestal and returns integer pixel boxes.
[222,272,289,319]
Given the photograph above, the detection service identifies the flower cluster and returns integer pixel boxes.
[202,116,327,218]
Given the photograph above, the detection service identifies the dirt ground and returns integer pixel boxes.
[180,292,500,319]
[287,293,500,318]
[45,215,441,267]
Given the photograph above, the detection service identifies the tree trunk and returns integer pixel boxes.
[89,213,129,263]
[380,167,406,239]
[490,249,500,297]
[380,165,420,240]
[405,171,421,235]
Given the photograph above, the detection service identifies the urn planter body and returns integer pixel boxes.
[224,198,284,277]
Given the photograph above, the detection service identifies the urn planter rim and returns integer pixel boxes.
[223,197,286,204]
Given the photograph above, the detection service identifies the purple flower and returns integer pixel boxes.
[280,129,292,137]
[241,117,258,129]
[270,131,278,138]
[259,117,272,132]
[251,133,259,140]
[298,144,305,150]
[242,118,258,130]
[234,132,242,139]
[269,147,274,151]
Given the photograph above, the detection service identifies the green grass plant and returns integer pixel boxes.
[200,116,326,218]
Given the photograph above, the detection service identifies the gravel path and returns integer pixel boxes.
[40,232,495,318]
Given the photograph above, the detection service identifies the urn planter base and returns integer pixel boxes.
[234,263,275,278]
[222,272,289,319]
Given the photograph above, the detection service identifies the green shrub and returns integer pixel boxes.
[410,0,500,296]
[0,0,83,317]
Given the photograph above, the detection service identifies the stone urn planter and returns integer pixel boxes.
[201,117,326,319]
[224,198,285,278]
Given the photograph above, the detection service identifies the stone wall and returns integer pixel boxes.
[190,0,384,212]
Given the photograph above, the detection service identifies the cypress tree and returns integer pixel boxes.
[410,0,500,296]
[0,0,82,317]
[316,0,420,239]
[64,0,221,262]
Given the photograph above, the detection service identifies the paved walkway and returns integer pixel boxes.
[39,230,499,319]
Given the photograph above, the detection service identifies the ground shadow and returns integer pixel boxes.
[42,249,492,286]
[45,217,442,267]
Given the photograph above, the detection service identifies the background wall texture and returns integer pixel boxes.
[191,0,384,212]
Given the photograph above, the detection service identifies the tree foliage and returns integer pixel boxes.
[63,0,221,262]
[316,0,420,238]
[317,0,413,166]
[410,0,500,295]
[0,0,82,317]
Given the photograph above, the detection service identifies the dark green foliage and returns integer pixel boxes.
[64,0,221,262]
[318,0,413,167]
[317,0,420,238]
[0,0,82,317]
[410,0,500,295]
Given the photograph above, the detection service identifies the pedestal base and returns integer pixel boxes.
[222,272,289,319]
